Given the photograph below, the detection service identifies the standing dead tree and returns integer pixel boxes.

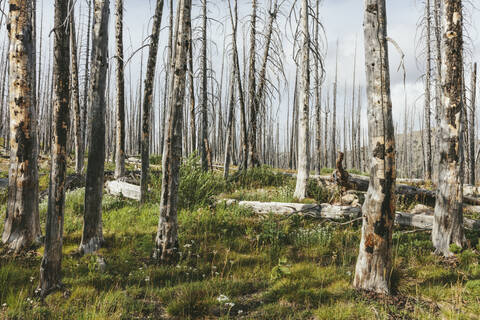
[70,6,82,175]
[294,0,311,200]
[114,0,126,179]
[469,63,476,185]
[2,0,41,252]
[140,0,165,202]
[432,0,465,257]
[200,0,209,171]
[79,0,110,255]
[39,0,70,297]
[354,0,396,294]
[154,0,191,263]
[424,0,433,181]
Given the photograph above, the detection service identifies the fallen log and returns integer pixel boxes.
[105,180,141,201]
[221,200,361,219]
[331,153,480,206]
[221,199,480,231]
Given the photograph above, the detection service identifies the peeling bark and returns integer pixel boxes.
[2,0,41,252]
[354,0,396,294]
[154,0,191,263]
[432,0,465,257]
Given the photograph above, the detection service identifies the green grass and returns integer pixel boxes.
[1,159,480,319]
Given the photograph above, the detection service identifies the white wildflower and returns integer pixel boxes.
[238,310,243,315]
[145,276,150,282]
[217,294,229,303]
[225,302,235,308]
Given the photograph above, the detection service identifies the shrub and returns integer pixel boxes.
[178,154,226,210]
[231,166,288,189]
[149,154,162,165]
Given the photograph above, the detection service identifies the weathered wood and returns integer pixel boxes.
[294,0,310,200]
[80,0,110,255]
[40,0,70,296]
[3,0,41,252]
[154,0,191,263]
[140,0,164,202]
[114,0,126,179]
[355,0,396,295]
[432,0,465,256]
[106,180,140,201]
[221,199,480,231]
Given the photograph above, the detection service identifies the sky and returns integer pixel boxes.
[31,0,480,146]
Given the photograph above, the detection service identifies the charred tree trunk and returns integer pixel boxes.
[354,0,396,294]
[154,0,191,263]
[114,0,126,179]
[39,0,70,296]
[294,0,310,200]
[200,0,209,171]
[469,63,476,185]
[247,0,258,167]
[140,0,164,202]
[230,0,247,172]
[79,0,110,255]
[432,0,465,256]
[82,0,92,159]
[70,7,82,175]
[2,0,41,252]
[424,0,433,181]
[187,19,196,155]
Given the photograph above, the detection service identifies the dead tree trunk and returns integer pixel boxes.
[39,0,70,296]
[187,19,196,155]
[70,7,82,175]
[82,0,92,160]
[424,0,433,181]
[140,0,164,202]
[432,0,465,256]
[114,0,126,179]
[354,0,396,294]
[79,0,110,255]
[331,43,338,167]
[294,0,310,200]
[247,0,259,167]
[230,0,248,172]
[223,63,236,179]
[2,0,41,252]
[154,0,191,263]
[200,0,209,171]
[469,63,476,185]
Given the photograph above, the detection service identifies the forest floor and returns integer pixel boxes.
[1,155,480,319]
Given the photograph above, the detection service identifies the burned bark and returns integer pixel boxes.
[39,0,70,297]
[432,0,465,256]
[140,0,164,202]
[2,0,41,252]
[114,0,126,179]
[354,0,396,294]
[154,0,191,263]
[79,0,110,255]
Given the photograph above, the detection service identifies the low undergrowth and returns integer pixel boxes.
[1,159,480,319]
